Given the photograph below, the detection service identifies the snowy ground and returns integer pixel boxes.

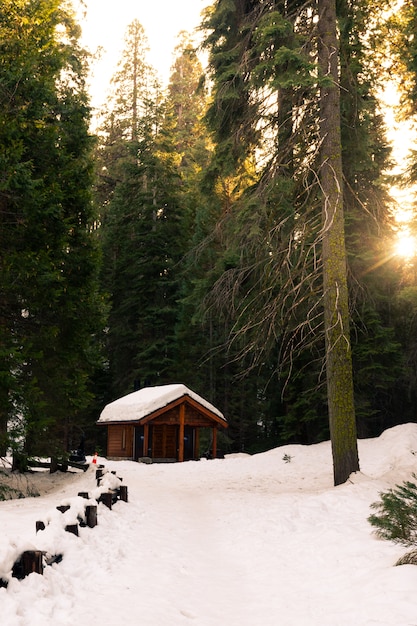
[1,424,417,626]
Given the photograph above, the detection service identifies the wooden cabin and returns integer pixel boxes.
[97,384,227,462]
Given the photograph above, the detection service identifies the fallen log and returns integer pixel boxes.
[27,459,68,473]
[67,460,89,472]
[27,458,89,472]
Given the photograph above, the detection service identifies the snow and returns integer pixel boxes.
[1,424,417,625]
[98,383,225,423]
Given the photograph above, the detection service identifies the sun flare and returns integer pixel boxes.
[395,230,416,259]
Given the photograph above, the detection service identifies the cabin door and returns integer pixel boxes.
[134,425,145,459]
[152,424,177,459]
[183,425,195,460]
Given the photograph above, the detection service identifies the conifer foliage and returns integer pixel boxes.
[368,477,417,546]
[2,0,417,467]
[97,21,188,397]
[0,0,103,458]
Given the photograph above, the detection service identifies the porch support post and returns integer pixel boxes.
[178,404,185,462]
[212,427,217,459]
[143,424,149,457]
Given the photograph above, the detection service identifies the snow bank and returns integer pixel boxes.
[0,427,417,625]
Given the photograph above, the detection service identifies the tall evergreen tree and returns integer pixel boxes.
[318,0,359,484]
[97,21,187,397]
[0,0,103,458]
[199,0,399,477]
[337,0,407,438]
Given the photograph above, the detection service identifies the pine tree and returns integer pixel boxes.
[318,0,359,485]
[368,477,417,545]
[0,0,104,458]
[97,21,187,397]
[336,0,407,437]
[199,0,332,452]
[199,0,400,477]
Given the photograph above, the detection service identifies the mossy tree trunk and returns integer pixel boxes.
[318,0,360,486]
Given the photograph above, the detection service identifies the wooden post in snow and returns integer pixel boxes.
[56,505,70,514]
[119,485,128,502]
[36,521,45,532]
[65,524,79,536]
[86,505,97,527]
[96,468,104,485]
[13,551,44,579]
[99,492,113,509]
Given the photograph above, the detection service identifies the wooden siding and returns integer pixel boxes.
[107,424,134,458]
[145,404,224,429]
[140,396,227,428]
[184,406,219,428]
[150,407,179,425]
[152,424,177,458]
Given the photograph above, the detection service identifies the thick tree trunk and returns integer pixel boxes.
[0,412,7,456]
[318,0,360,486]
[0,362,9,456]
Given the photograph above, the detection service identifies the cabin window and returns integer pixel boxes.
[122,428,126,450]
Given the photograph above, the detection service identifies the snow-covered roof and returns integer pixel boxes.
[98,383,226,424]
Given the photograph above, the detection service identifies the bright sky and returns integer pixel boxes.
[73,0,210,110]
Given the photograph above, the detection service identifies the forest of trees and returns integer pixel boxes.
[1,0,417,484]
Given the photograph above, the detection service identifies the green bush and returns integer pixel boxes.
[368,476,417,546]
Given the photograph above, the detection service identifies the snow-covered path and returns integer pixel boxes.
[2,425,417,625]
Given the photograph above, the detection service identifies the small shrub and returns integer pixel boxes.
[396,549,417,566]
[0,483,23,501]
[0,465,40,500]
[368,476,417,546]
